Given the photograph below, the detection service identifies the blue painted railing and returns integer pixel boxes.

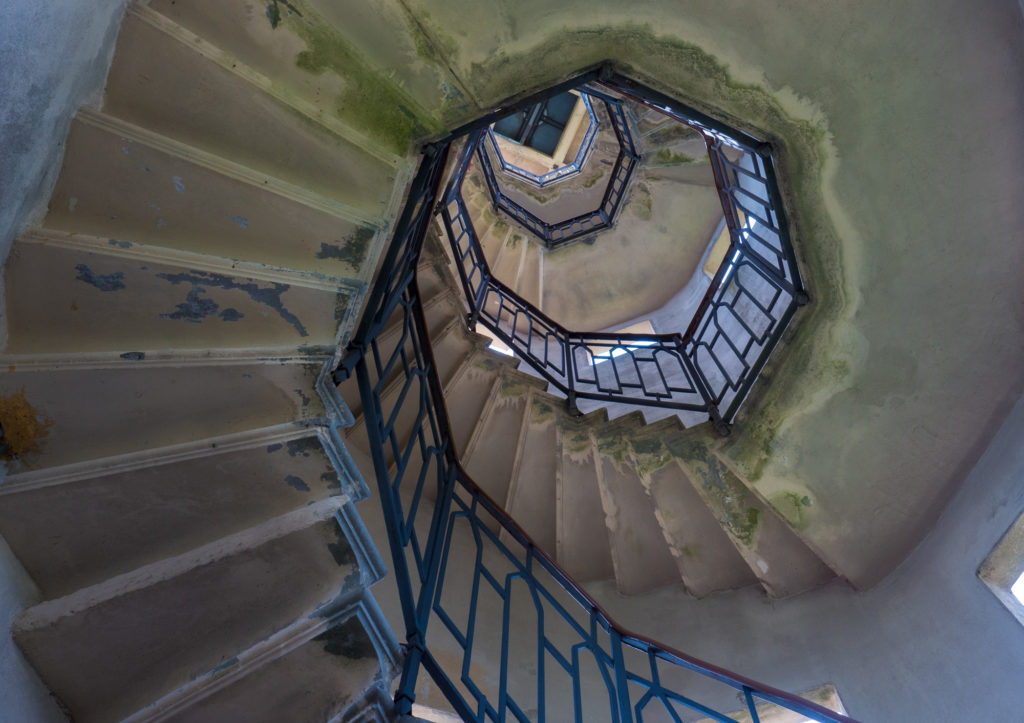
[335,73,852,721]
[487,93,599,187]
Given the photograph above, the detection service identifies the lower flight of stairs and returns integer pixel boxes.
[339,239,840,602]
[0,2,414,719]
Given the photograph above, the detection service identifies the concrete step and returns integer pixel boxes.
[13,499,362,723]
[500,389,561,557]
[144,0,453,150]
[518,240,542,309]
[135,594,395,723]
[591,414,682,595]
[667,430,837,598]
[43,112,382,278]
[0,426,344,600]
[0,356,324,471]
[103,6,398,218]
[627,420,759,597]
[556,412,615,583]
[462,369,545,517]
[443,344,519,457]
[3,233,347,354]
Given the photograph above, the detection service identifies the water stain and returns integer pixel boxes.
[75,264,126,292]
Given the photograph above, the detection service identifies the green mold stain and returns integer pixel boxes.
[582,169,606,188]
[771,490,813,530]
[316,225,374,268]
[653,149,696,165]
[281,2,439,154]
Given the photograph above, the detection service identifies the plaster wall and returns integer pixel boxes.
[0,0,128,263]
[591,390,1024,721]
[1,2,127,718]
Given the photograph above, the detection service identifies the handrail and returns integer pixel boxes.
[476,94,640,249]
[485,93,600,188]
[336,126,852,721]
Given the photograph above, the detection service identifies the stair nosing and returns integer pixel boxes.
[12,497,349,632]
[18,228,364,294]
[0,422,326,495]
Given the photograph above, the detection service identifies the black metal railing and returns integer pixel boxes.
[440,75,807,431]
[334,90,848,719]
[476,93,640,249]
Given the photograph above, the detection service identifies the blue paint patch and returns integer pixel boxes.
[144,167,151,173]
[242,373,253,379]
[266,443,283,453]
[156,219,168,228]
[156,270,308,336]
[230,215,248,229]
[160,287,220,323]
[75,264,125,291]
[122,145,131,155]
[173,176,186,194]
[108,239,132,249]
[120,351,145,361]
[321,470,341,490]
[211,656,239,673]
[285,475,310,492]
[146,201,160,210]
[219,308,244,322]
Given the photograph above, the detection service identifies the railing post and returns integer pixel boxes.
[609,629,634,723]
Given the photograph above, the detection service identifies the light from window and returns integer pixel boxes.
[1012,570,1024,604]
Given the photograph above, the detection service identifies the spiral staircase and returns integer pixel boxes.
[3,0,1024,721]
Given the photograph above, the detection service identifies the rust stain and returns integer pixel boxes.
[7,366,13,373]
[0,388,53,462]
[71,299,79,311]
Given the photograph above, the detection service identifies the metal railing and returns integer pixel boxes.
[334,75,849,720]
[486,92,599,188]
[441,76,807,431]
[476,93,640,249]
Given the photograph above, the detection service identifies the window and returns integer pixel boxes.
[979,509,1024,626]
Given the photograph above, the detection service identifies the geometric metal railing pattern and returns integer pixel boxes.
[335,71,850,721]
[477,91,639,249]
[486,92,599,188]
[442,76,808,432]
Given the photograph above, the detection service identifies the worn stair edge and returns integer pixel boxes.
[121,591,398,723]
[127,2,405,172]
[0,422,324,495]
[712,448,846,583]
[0,348,333,373]
[19,228,364,294]
[13,498,349,634]
[76,108,389,231]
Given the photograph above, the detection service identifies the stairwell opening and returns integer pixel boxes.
[435,67,808,434]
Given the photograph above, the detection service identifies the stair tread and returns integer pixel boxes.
[44,114,381,278]
[0,430,344,599]
[14,504,357,723]
[103,10,397,216]
[501,390,559,555]
[4,236,346,354]
[0,361,323,471]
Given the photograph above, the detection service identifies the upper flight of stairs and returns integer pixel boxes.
[340,237,839,602]
[0,2,417,719]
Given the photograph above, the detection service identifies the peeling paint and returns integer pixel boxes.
[155,270,308,336]
[327,526,356,567]
[285,437,320,457]
[314,617,376,660]
[108,239,132,249]
[75,264,126,292]
[321,470,341,490]
[219,308,245,322]
[120,351,145,361]
[285,474,310,492]
[230,215,248,229]
[173,176,186,194]
[211,656,239,673]
[266,443,283,453]
[315,226,373,268]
